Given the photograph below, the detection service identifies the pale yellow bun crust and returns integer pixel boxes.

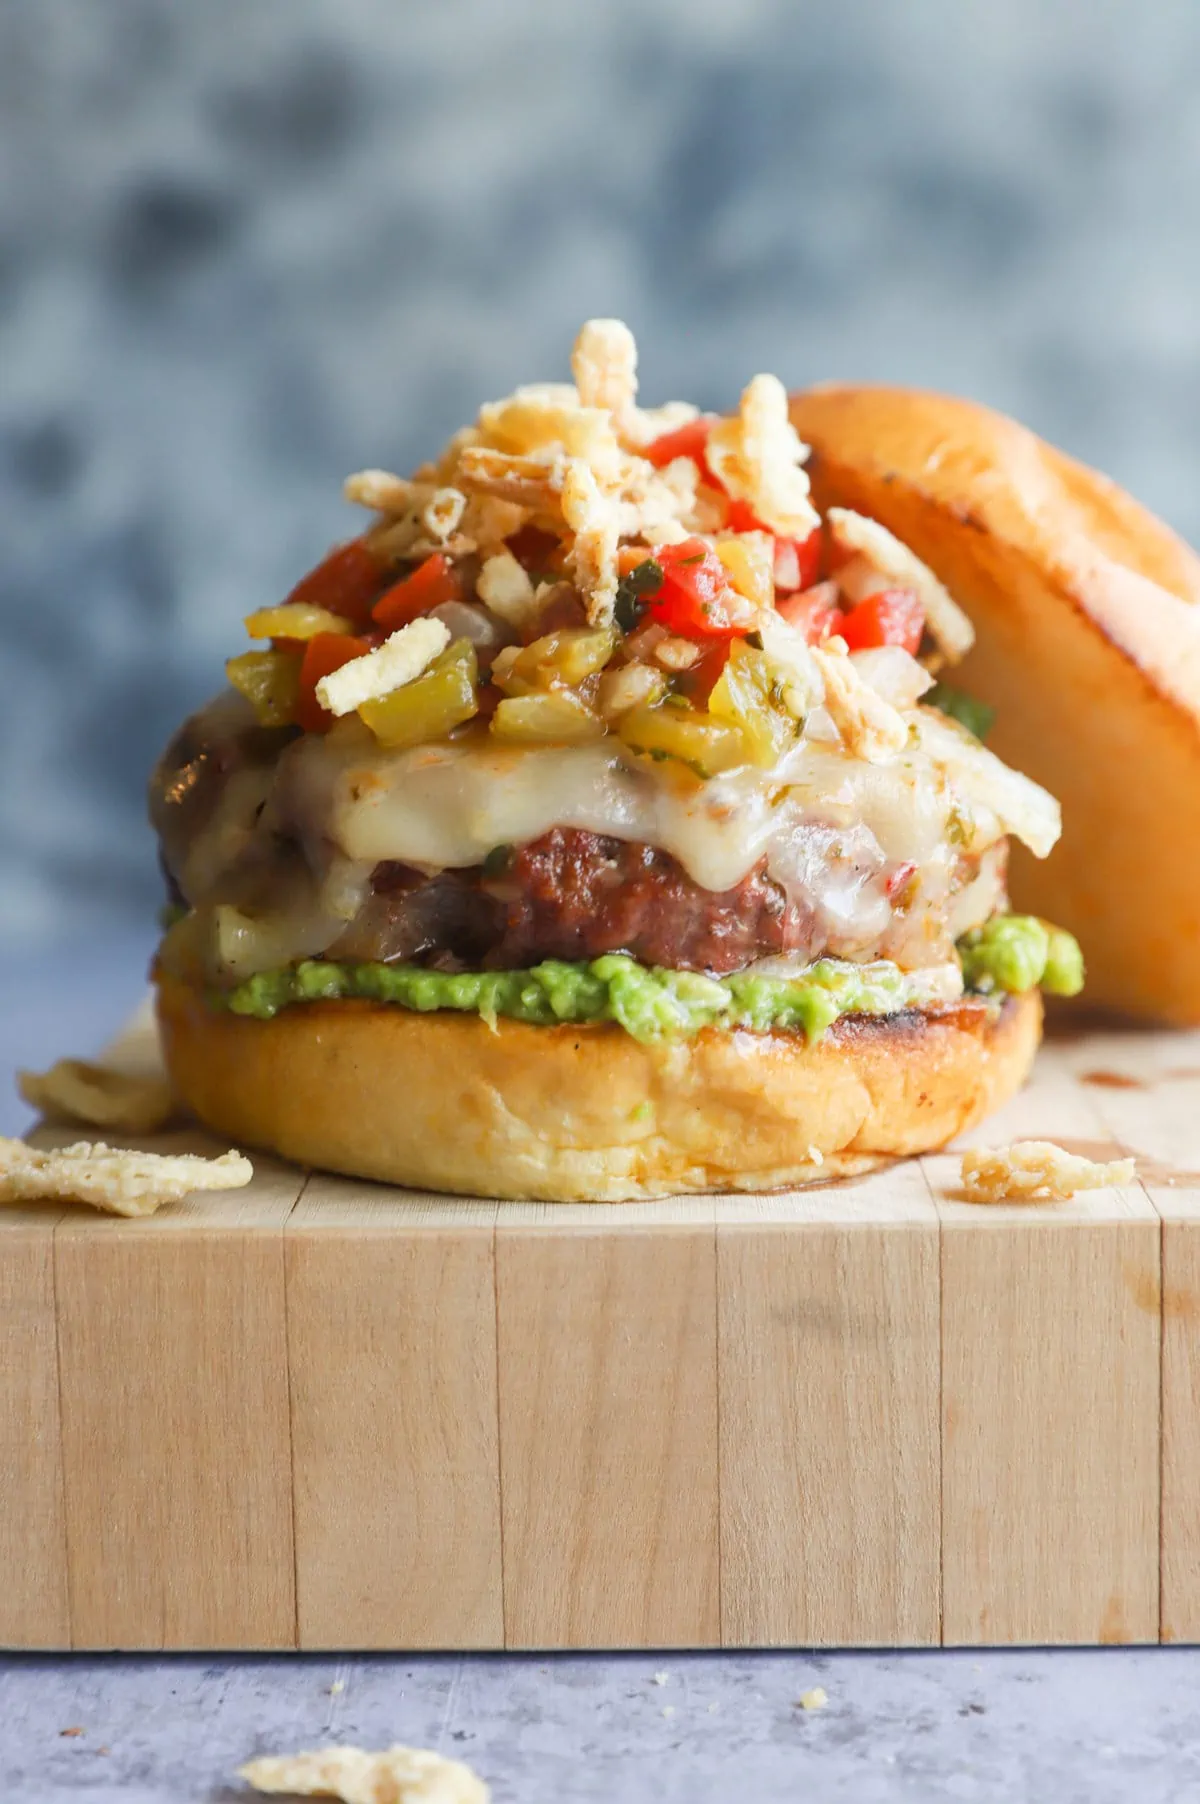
[791,383,1200,1026]
[156,976,1041,1202]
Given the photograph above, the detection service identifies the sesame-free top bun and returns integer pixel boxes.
[790,384,1200,1026]
[156,975,1040,1202]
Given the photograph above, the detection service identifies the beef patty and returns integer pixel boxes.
[329,828,817,975]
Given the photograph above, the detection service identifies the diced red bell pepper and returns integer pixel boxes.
[724,497,761,534]
[838,587,925,656]
[646,538,753,641]
[295,632,371,734]
[790,526,823,591]
[285,539,386,628]
[776,582,846,644]
[372,553,462,633]
[644,416,717,479]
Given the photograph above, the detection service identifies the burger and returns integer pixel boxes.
[791,383,1200,1027]
[150,321,1081,1201]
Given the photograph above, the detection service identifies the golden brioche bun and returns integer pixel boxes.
[791,383,1200,1026]
[156,975,1040,1202]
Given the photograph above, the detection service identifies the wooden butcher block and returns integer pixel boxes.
[3,1002,1199,1652]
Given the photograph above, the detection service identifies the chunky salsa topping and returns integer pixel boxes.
[221,319,979,781]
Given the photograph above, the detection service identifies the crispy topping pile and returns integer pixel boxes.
[225,319,975,782]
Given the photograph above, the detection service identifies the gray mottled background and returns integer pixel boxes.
[4,0,1200,947]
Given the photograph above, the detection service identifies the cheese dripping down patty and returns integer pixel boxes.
[156,649,1055,985]
[278,722,963,892]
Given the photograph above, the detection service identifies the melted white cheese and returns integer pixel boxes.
[169,657,1054,982]
[278,724,967,897]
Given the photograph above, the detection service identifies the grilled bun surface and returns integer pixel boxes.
[157,974,1040,1202]
[791,383,1200,1025]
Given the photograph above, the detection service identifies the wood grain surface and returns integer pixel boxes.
[717,1163,940,1647]
[1044,1024,1200,1643]
[5,1003,1199,1650]
[52,1131,303,1649]
[496,1202,719,1649]
[0,1206,69,1647]
[287,1179,503,1649]
[931,1035,1161,1645]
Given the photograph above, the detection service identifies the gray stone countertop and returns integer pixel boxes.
[3,937,1199,1803]
[3,1646,1200,1804]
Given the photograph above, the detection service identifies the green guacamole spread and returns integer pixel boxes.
[213,916,1082,1047]
[958,914,1084,999]
[224,953,938,1043]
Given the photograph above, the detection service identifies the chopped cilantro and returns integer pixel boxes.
[614,557,663,632]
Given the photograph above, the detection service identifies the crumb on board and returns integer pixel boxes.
[0,1137,252,1218]
[328,1679,345,1695]
[238,1743,488,1803]
[798,1687,828,1712]
[59,1727,84,1738]
[960,1140,1135,1205]
[652,1670,670,1686]
[18,1058,175,1135]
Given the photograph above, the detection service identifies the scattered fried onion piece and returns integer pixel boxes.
[238,1743,489,1804]
[961,1140,1135,1205]
[461,493,528,549]
[561,459,621,624]
[18,1059,175,1135]
[0,1138,252,1218]
[420,488,467,545]
[343,469,414,514]
[571,317,638,435]
[479,391,624,483]
[811,640,909,762]
[707,372,820,540]
[456,446,564,514]
[475,548,539,629]
[316,619,450,717]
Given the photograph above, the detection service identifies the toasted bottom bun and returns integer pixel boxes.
[156,977,1041,1202]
